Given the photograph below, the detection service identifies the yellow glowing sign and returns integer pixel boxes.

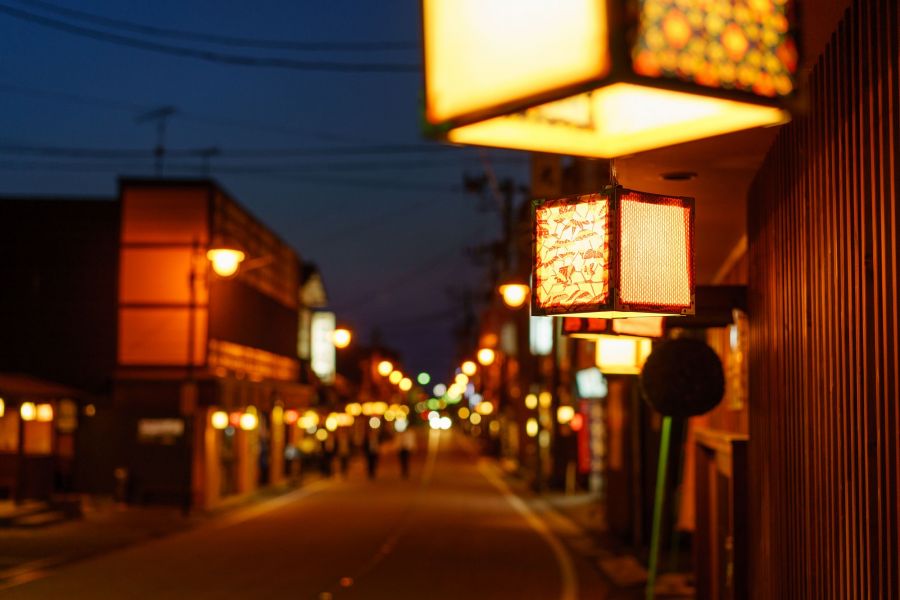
[534,188,694,318]
[423,0,795,157]
[595,335,653,375]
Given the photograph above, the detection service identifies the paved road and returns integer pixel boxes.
[4,430,610,600]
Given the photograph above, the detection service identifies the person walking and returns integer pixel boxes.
[364,428,380,480]
[336,427,352,478]
[397,428,417,479]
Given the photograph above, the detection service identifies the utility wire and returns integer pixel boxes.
[15,0,419,52]
[0,3,421,73]
[0,142,470,160]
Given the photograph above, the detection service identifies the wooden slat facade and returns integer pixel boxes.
[746,0,899,597]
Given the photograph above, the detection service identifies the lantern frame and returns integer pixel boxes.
[422,0,799,157]
[532,186,695,318]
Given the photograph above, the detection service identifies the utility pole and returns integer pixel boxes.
[136,106,177,177]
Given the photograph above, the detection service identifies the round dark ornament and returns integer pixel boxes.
[640,338,725,417]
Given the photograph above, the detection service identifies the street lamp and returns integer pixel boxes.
[377,360,394,377]
[499,282,529,309]
[332,327,352,349]
[476,348,496,366]
[461,361,477,377]
[206,246,245,278]
[389,370,403,385]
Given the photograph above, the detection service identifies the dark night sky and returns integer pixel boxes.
[0,0,529,383]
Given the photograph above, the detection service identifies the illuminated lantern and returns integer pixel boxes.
[596,335,653,375]
[422,0,797,157]
[533,188,695,318]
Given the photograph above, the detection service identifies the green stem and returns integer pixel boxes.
[646,415,673,600]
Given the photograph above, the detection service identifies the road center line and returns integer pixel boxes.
[477,459,579,600]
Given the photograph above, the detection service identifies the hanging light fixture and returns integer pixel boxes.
[422,0,797,157]
[562,316,665,339]
[533,187,694,318]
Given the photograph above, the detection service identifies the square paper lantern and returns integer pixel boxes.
[422,0,798,157]
[533,187,695,318]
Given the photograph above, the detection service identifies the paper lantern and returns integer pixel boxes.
[533,187,695,318]
[422,0,797,157]
[595,335,653,375]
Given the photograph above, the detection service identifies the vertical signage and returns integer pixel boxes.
[311,311,336,384]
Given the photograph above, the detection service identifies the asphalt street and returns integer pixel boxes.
[3,430,610,600]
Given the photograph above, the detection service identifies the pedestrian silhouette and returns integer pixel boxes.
[364,429,380,480]
[397,428,417,479]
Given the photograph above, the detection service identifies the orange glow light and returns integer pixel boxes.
[533,187,694,318]
[499,283,530,308]
[563,316,665,339]
[332,327,352,349]
[35,403,54,422]
[206,248,245,278]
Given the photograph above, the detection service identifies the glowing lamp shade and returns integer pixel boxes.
[461,361,477,377]
[595,335,653,375]
[499,283,529,308]
[476,348,496,366]
[423,0,797,157]
[20,402,36,421]
[332,327,352,349]
[533,188,695,318]
[206,248,245,278]
[377,360,394,377]
[211,410,229,430]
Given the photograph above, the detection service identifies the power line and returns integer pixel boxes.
[0,142,472,160]
[0,3,421,73]
[16,0,419,52]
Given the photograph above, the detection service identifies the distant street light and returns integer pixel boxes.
[332,327,352,349]
[211,411,229,430]
[476,348,496,366]
[399,377,413,392]
[389,370,403,385]
[377,360,394,377]
[461,361,477,376]
[19,402,36,421]
[499,282,529,308]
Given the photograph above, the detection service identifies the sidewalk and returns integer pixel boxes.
[494,464,693,600]
[0,477,323,589]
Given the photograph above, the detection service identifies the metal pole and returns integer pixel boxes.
[646,415,673,600]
